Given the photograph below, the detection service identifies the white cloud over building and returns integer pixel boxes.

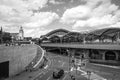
[0,0,60,37]
[0,0,120,37]
[61,0,120,31]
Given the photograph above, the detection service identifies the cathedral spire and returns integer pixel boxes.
[1,26,2,32]
[0,26,3,34]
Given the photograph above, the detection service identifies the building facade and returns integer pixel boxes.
[18,27,24,40]
[11,26,24,41]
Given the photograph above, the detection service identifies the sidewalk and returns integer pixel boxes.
[70,67,106,80]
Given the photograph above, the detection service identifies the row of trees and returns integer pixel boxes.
[0,32,12,44]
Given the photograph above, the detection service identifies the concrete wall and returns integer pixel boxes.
[0,44,38,77]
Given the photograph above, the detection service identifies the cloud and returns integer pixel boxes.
[61,0,120,31]
[61,5,91,24]
[23,12,59,28]
[49,0,64,4]
[25,28,52,38]
[0,0,60,37]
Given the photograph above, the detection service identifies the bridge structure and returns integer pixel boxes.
[40,28,120,65]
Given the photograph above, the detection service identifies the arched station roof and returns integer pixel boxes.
[86,27,120,40]
[88,27,120,36]
[62,32,83,43]
[45,29,70,37]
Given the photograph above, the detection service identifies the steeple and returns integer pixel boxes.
[19,26,23,32]
[0,26,2,34]
[1,27,2,32]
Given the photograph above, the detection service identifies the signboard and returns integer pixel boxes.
[75,59,87,67]
[75,59,82,66]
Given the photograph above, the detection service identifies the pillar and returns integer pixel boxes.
[83,37,86,44]
[102,53,105,60]
[117,32,120,43]
[114,51,119,61]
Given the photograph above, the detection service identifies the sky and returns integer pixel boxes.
[0,0,120,38]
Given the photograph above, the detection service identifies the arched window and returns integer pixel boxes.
[89,50,102,59]
[105,51,116,60]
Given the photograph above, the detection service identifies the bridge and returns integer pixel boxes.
[41,43,120,50]
[40,28,120,66]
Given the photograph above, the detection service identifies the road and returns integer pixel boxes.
[34,52,120,80]
[34,52,70,80]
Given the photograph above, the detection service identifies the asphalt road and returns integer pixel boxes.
[34,52,71,80]
[34,52,120,80]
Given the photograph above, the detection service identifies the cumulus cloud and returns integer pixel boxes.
[61,0,120,31]
[61,5,91,24]
[49,0,64,4]
[23,12,59,28]
[0,0,60,37]
[25,28,52,38]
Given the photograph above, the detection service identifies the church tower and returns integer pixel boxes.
[19,26,24,40]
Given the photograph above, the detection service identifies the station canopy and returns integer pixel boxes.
[85,27,120,41]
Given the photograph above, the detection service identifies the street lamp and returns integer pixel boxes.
[67,49,71,73]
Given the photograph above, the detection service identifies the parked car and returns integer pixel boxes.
[53,68,64,79]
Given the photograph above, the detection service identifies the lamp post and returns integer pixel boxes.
[67,49,71,74]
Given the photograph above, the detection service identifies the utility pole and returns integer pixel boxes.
[67,49,71,74]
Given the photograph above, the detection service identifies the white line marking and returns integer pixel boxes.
[92,63,120,69]
[76,67,107,80]
[62,62,65,67]
[34,72,44,79]
[70,67,74,71]
[47,76,51,80]
[44,65,48,69]
[63,75,67,80]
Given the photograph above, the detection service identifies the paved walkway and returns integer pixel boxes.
[70,67,106,80]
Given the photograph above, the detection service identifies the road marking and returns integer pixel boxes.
[92,63,120,69]
[46,57,52,69]
[70,67,74,71]
[77,67,86,74]
[34,72,44,79]
[76,67,106,80]
[63,75,67,80]
[62,62,65,67]
[44,65,48,69]
[47,76,52,80]
[65,71,69,73]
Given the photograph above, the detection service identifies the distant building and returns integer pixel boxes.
[10,33,19,41]
[18,27,24,40]
[11,26,24,41]
[24,37,32,41]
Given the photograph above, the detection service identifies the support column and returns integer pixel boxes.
[117,32,120,43]
[84,50,89,59]
[83,37,86,44]
[102,52,106,61]
[115,52,119,61]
